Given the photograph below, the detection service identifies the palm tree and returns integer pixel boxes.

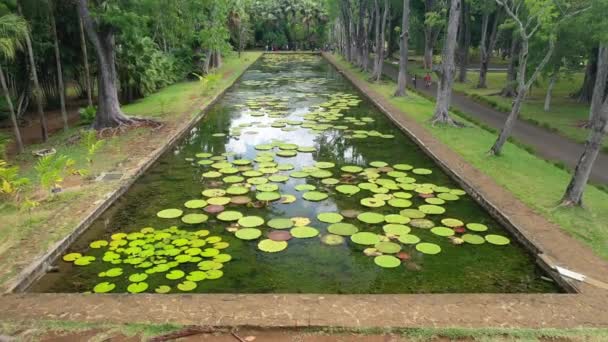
[0,14,28,154]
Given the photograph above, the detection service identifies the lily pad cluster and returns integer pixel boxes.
[62,226,231,293]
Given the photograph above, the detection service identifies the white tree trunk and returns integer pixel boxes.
[544,71,558,112]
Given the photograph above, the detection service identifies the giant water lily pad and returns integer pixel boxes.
[157,209,183,219]
[431,227,455,237]
[357,212,385,224]
[181,214,208,224]
[207,197,231,206]
[295,184,316,191]
[415,242,441,255]
[388,199,412,208]
[466,223,488,232]
[335,184,360,195]
[321,234,345,245]
[315,161,335,169]
[258,239,288,252]
[231,196,252,205]
[302,191,328,201]
[375,241,402,254]
[184,199,207,209]
[256,192,281,201]
[351,232,381,245]
[268,230,292,241]
[384,214,410,224]
[177,280,197,292]
[398,234,421,244]
[371,255,400,269]
[383,224,411,236]
[360,197,385,208]
[127,282,149,293]
[341,165,363,173]
[400,209,425,219]
[238,216,264,228]
[419,205,446,215]
[217,211,243,221]
[155,285,171,294]
[438,193,460,201]
[441,218,464,227]
[317,212,343,223]
[93,282,116,293]
[63,253,82,262]
[462,234,485,245]
[412,168,432,175]
[290,226,319,238]
[267,218,293,229]
[235,228,262,240]
[226,186,249,195]
[74,256,95,266]
[409,218,435,229]
[327,223,359,236]
[485,234,510,245]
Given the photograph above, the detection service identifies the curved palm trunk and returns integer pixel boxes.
[394,0,409,97]
[49,0,68,131]
[430,0,462,126]
[0,66,23,153]
[561,45,608,206]
[78,0,132,129]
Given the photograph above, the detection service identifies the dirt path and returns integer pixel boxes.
[376,60,608,185]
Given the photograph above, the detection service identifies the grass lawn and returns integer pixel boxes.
[1,319,608,341]
[334,55,608,261]
[0,52,262,290]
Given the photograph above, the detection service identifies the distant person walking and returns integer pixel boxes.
[424,73,432,88]
[412,74,417,88]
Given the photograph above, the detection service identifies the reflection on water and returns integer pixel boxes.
[32,54,559,294]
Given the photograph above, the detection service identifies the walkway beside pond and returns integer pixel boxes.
[377,61,608,185]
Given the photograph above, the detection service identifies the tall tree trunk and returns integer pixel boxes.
[501,34,519,97]
[394,0,410,97]
[340,0,352,62]
[49,0,68,131]
[457,0,470,83]
[356,0,366,67]
[430,0,462,126]
[477,10,501,88]
[0,66,23,153]
[372,0,389,81]
[490,36,556,155]
[78,0,132,129]
[371,0,381,77]
[423,0,439,70]
[78,15,93,107]
[574,47,598,104]
[18,2,48,142]
[361,3,371,72]
[561,45,608,206]
[544,71,558,112]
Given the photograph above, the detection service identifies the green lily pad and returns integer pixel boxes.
[485,234,511,245]
[104,267,123,277]
[317,212,344,223]
[258,239,288,252]
[369,161,388,168]
[166,270,185,280]
[93,282,116,293]
[155,285,171,294]
[128,273,148,283]
[398,234,421,244]
[341,165,363,173]
[438,193,460,201]
[374,255,401,268]
[399,209,426,219]
[315,161,335,169]
[248,177,269,185]
[290,226,319,238]
[268,175,289,182]
[90,240,108,249]
[235,228,262,240]
[267,218,294,229]
[375,241,402,254]
[350,232,381,245]
[462,234,485,245]
[357,212,385,224]
[62,252,82,262]
[214,254,232,263]
[321,234,345,245]
[207,197,231,206]
[74,256,95,266]
[217,211,243,221]
[409,218,435,229]
[384,214,410,224]
[415,242,441,255]
[295,184,316,191]
[302,191,328,201]
[412,168,432,175]
[382,224,411,236]
[466,223,488,232]
[431,227,455,237]
[425,197,445,205]
[327,223,359,236]
[127,282,149,293]
[206,269,224,279]
[184,199,207,209]
[157,208,183,219]
[393,164,413,171]
[388,198,412,208]
[256,191,281,201]
[441,218,464,227]
[358,197,383,208]
[223,175,245,183]
[419,205,446,215]
[335,185,360,196]
[238,216,265,228]
[177,280,197,292]
[181,214,208,224]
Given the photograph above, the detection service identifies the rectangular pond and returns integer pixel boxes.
[31,54,560,294]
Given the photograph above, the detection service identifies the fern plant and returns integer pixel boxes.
[34,154,72,196]
[81,130,105,164]
[0,160,29,200]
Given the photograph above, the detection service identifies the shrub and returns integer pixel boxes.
[0,160,29,200]
[79,105,96,125]
[34,154,73,196]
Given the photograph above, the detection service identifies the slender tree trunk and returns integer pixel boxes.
[0,66,23,153]
[371,0,381,77]
[49,0,68,131]
[18,2,48,142]
[501,34,519,97]
[356,0,366,67]
[457,0,470,83]
[78,15,93,107]
[561,45,608,206]
[340,0,352,62]
[375,0,389,82]
[423,0,438,70]
[544,71,558,112]
[430,0,462,126]
[477,10,501,89]
[78,0,132,129]
[361,3,371,72]
[574,47,598,104]
[490,36,556,155]
[394,0,410,97]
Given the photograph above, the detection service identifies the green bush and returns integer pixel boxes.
[79,105,96,125]
[0,133,10,159]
